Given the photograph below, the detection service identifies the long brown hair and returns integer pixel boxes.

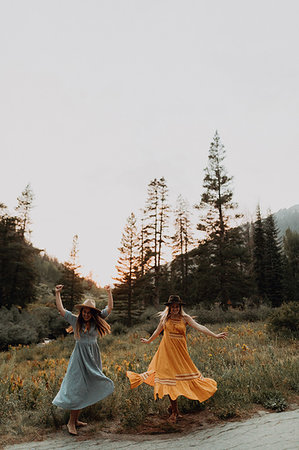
[67,309,111,338]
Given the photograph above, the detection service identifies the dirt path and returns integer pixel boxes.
[4,409,299,450]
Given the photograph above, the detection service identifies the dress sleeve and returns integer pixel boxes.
[100,306,109,319]
[64,310,78,328]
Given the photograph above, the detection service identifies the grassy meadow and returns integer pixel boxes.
[0,314,298,444]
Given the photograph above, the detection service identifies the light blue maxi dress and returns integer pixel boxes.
[52,307,114,410]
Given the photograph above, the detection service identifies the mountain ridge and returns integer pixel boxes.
[273,204,299,235]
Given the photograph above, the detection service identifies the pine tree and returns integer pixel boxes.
[114,213,139,325]
[144,177,170,307]
[172,195,194,296]
[138,209,152,277]
[157,177,170,270]
[253,205,267,299]
[0,212,37,308]
[283,229,299,302]
[264,213,284,307]
[58,235,84,311]
[195,131,242,307]
[15,184,34,239]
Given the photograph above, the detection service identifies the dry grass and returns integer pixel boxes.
[0,321,298,444]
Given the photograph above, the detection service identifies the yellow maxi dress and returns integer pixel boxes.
[126,317,217,401]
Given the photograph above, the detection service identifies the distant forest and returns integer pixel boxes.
[113,132,299,324]
[0,131,299,345]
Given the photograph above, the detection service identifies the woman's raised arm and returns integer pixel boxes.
[141,321,164,344]
[104,285,113,314]
[184,315,228,339]
[55,285,66,317]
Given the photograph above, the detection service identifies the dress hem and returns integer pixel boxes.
[52,388,113,410]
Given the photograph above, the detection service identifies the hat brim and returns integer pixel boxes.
[164,302,186,306]
[74,304,102,313]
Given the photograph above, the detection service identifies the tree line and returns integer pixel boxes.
[114,131,299,324]
[1,133,298,330]
[0,185,97,312]
[0,185,107,348]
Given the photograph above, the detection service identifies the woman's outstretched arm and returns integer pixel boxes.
[141,321,164,344]
[55,284,66,317]
[104,285,113,314]
[184,315,228,339]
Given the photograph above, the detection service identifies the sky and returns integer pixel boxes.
[1,0,298,285]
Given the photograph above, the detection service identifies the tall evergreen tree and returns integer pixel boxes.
[264,213,284,307]
[58,234,84,311]
[145,177,170,307]
[15,184,34,239]
[0,212,37,308]
[172,195,194,296]
[114,213,140,325]
[195,131,242,307]
[253,205,267,299]
[283,229,299,302]
[138,209,152,277]
[157,178,170,269]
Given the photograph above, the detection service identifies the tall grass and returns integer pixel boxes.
[0,321,298,441]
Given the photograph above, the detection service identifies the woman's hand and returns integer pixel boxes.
[140,338,150,344]
[216,332,228,340]
[55,284,64,293]
[54,285,65,317]
[104,285,113,314]
[103,285,111,292]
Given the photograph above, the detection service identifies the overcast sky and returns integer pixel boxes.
[1,0,298,285]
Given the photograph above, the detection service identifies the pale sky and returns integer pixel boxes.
[1,1,298,285]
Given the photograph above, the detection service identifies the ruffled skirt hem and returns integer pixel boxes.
[126,370,217,402]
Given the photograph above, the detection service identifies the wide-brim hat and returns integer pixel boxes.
[164,295,186,306]
[74,299,102,314]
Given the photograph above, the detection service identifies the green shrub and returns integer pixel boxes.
[111,322,129,335]
[267,302,299,334]
[188,305,272,325]
[0,306,66,349]
[252,390,287,412]
[139,306,157,322]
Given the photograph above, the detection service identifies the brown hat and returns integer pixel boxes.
[164,295,185,306]
[74,299,102,314]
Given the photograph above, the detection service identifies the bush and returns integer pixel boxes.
[0,306,66,349]
[267,302,299,334]
[252,390,287,412]
[111,322,129,335]
[138,306,157,322]
[187,304,272,325]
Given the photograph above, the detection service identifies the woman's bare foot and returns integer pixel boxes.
[67,423,77,435]
[167,412,177,423]
[168,405,182,419]
[76,420,87,427]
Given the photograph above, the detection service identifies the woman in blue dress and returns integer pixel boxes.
[52,284,114,435]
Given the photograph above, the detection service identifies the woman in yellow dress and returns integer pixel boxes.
[126,295,228,422]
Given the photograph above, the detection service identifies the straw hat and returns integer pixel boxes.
[164,295,185,306]
[74,298,102,314]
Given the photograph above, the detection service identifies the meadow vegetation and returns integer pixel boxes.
[0,309,298,444]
